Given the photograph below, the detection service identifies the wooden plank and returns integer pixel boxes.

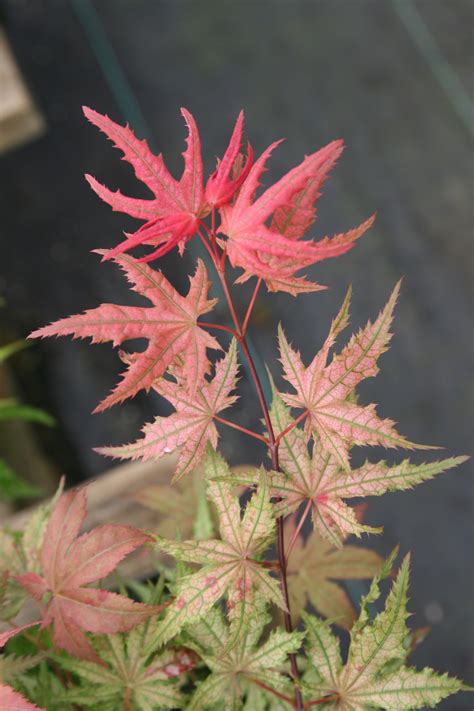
[0,27,45,153]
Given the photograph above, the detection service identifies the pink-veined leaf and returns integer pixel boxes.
[83,106,207,260]
[10,488,161,662]
[205,111,253,208]
[186,602,303,710]
[219,138,374,293]
[303,556,465,709]
[267,394,465,546]
[278,282,434,469]
[143,449,282,653]
[97,340,239,481]
[30,256,220,408]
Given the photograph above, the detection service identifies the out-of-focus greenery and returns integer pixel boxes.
[0,340,55,502]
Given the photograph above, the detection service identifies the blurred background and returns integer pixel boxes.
[0,0,472,706]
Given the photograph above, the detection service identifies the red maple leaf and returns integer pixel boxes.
[84,107,251,261]
[205,111,253,209]
[30,255,220,408]
[219,139,374,294]
[9,488,161,661]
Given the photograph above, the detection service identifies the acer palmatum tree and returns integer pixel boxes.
[0,108,470,711]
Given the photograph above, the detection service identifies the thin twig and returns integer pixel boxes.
[242,277,262,336]
[245,675,295,706]
[213,414,270,445]
[286,500,312,559]
[275,409,310,445]
[209,241,304,711]
[199,321,240,338]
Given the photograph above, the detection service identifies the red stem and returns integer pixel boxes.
[275,409,310,445]
[213,414,270,445]
[199,321,240,338]
[242,277,262,336]
[210,246,304,711]
[286,500,312,558]
[245,675,295,705]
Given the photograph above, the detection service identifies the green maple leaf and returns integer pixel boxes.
[146,449,284,653]
[0,651,46,685]
[302,553,466,709]
[56,622,189,710]
[185,602,302,710]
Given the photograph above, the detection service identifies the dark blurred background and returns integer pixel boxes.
[0,0,472,707]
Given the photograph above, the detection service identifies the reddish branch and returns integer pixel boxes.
[205,229,304,711]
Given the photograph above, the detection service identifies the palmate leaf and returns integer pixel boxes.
[98,340,239,482]
[278,283,435,470]
[3,488,161,662]
[0,481,64,621]
[84,106,251,262]
[303,555,465,709]
[84,105,206,261]
[231,395,465,547]
[285,521,383,629]
[144,449,283,653]
[30,255,220,407]
[185,603,302,711]
[219,138,374,294]
[56,623,192,710]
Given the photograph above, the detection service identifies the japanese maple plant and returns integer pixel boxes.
[0,107,470,710]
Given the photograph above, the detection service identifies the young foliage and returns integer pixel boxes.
[303,555,465,709]
[56,624,194,710]
[278,283,433,470]
[97,340,239,481]
[231,394,465,547]
[219,139,375,295]
[30,255,219,408]
[185,603,302,710]
[3,488,161,661]
[146,449,283,652]
[83,106,206,261]
[18,106,469,710]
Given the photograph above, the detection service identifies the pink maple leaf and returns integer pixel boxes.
[278,283,434,469]
[84,105,204,261]
[84,107,250,261]
[205,111,253,209]
[0,685,44,710]
[97,339,239,482]
[30,255,220,408]
[6,488,162,662]
[219,138,374,294]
